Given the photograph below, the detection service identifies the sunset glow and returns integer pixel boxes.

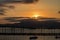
[32,14,40,19]
[0,0,60,24]
[33,14,39,18]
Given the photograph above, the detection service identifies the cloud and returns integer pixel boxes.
[4,17,20,22]
[0,9,5,15]
[58,11,60,13]
[23,0,36,3]
[0,13,4,15]
[0,0,38,3]
[3,17,28,23]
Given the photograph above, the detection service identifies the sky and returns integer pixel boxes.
[0,0,60,18]
[0,0,60,24]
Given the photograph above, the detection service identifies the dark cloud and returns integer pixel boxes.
[24,0,34,3]
[23,0,38,3]
[4,17,19,22]
[0,10,5,15]
[0,13,4,15]
[0,0,38,4]
[58,11,60,13]
[0,8,6,15]
[4,17,31,23]
[4,17,27,23]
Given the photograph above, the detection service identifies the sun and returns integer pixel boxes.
[33,14,39,18]
[32,14,40,19]
[31,12,41,19]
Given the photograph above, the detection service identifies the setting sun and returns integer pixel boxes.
[32,14,40,19]
[33,14,39,18]
[31,12,41,19]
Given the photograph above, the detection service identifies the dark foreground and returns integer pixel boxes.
[0,19,60,29]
